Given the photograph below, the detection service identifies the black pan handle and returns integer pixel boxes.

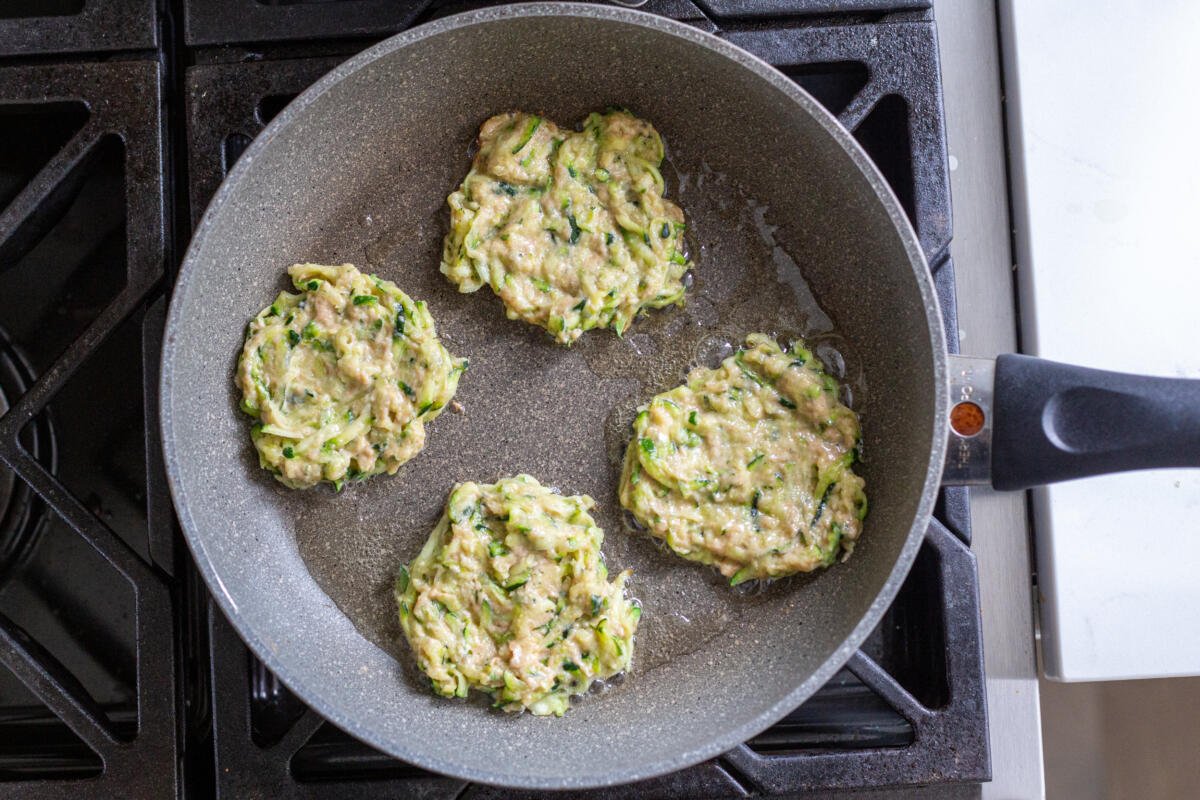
[941,354,1200,489]
[990,354,1200,490]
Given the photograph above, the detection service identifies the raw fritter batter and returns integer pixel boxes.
[237,263,466,490]
[396,475,641,716]
[619,334,867,584]
[441,110,691,344]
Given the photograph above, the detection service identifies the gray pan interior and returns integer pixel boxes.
[161,4,947,789]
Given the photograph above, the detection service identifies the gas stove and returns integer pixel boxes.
[0,2,988,796]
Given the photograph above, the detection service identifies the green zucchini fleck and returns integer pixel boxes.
[510,115,541,154]
[729,567,754,586]
[504,573,530,592]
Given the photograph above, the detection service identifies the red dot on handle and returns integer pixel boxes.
[950,401,985,437]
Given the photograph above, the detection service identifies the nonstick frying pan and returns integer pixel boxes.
[161,4,1200,789]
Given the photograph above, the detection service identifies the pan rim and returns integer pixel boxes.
[161,2,949,789]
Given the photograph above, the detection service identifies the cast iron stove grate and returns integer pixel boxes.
[0,0,987,797]
[0,43,178,799]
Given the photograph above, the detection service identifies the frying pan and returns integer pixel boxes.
[160,3,1200,788]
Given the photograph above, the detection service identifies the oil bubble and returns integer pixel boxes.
[694,336,733,369]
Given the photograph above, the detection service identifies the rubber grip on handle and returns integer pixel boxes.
[991,354,1200,491]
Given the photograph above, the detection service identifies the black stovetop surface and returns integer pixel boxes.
[0,2,988,797]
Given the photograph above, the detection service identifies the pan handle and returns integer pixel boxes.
[942,354,1200,490]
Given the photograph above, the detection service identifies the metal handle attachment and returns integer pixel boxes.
[942,355,995,485]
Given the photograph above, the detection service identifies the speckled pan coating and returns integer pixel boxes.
[161,4,947,790]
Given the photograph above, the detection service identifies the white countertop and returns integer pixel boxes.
[1001,0,1200,683]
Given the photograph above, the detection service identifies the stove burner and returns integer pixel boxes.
[0,328,55,586]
